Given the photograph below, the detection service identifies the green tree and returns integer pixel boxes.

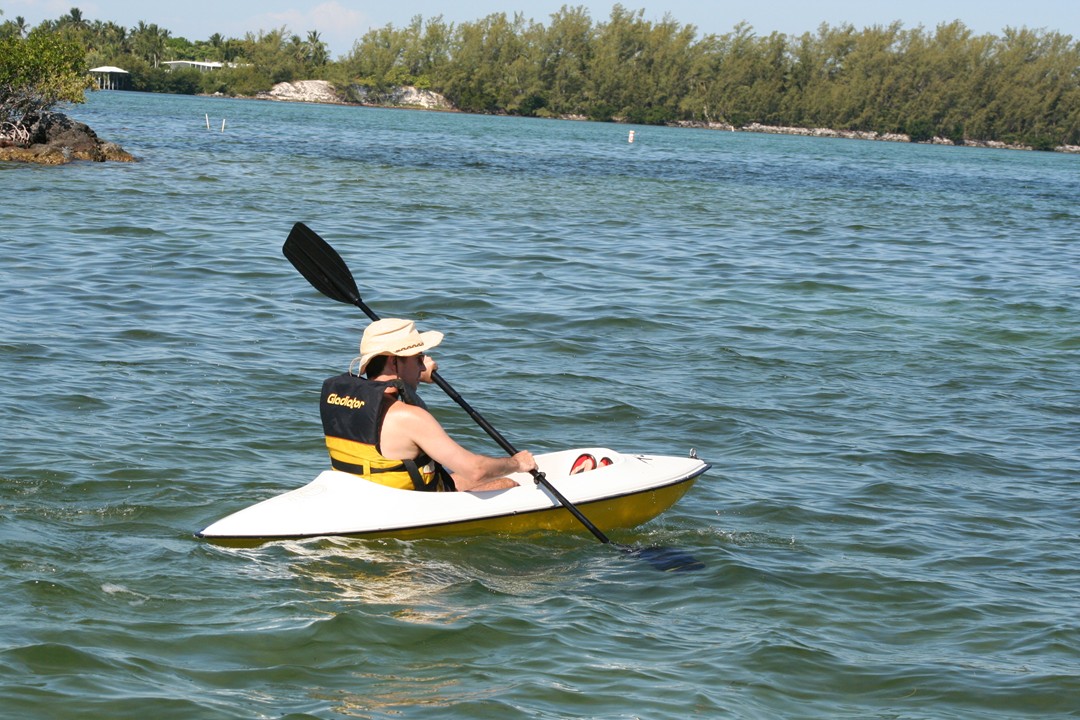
[240,27,303,83]
[537,5,594,116]
[0,14,30,40]
[343,23,412,91]
[131,21,170,66]
[306,30,329,68]
[583,5,648,120]
[683,22,788,127]
[401,15,454,88]
[1,32,91,143]
[439,13,539,113]
[59,7,89,31]
[983,27,1080,147]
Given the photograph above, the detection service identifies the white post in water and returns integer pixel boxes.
[628,130,635,143]
[221,118,226,132]
[205,114,210,130]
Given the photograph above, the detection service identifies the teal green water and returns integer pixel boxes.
[2,91,1078,718]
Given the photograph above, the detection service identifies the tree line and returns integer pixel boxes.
[3,5,1079,149]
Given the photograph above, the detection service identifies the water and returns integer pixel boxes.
[1,91,1078,718]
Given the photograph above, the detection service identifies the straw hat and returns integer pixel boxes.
[358,318,443,373]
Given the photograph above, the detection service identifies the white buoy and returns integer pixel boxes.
[221,118,226,132]
[628,130,635,143]
[205,113,210,130]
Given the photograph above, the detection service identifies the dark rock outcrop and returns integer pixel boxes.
[0,112,136,165]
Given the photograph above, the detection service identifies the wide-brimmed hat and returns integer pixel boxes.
[358,318,443,373]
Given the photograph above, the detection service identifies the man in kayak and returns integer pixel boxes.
[320,318,536,492]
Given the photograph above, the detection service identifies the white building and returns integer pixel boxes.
[161,61,226,72]
[89,66,131,90]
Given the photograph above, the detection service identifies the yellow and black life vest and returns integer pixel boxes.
[319,372,452,491]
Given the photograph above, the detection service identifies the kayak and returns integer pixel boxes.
[197,448,709,543]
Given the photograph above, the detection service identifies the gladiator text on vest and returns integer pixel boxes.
[326,393,366,410]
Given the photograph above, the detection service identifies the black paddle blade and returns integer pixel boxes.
[624,545,706,572]
[283,222,364,307]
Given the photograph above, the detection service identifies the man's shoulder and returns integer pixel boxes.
[381,399,448,456]
[385,399,433,422]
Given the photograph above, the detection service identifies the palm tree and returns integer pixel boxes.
[306,30,329,66]
[289,33,307,64]
[107,22,128,49]
[61,7,89,31]
[132,21,170,67]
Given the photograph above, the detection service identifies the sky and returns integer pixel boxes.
[5,0,1078,57]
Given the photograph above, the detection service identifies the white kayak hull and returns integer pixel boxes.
[197,448,709,543]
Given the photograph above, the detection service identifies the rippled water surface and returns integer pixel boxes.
[2,92,1078,718]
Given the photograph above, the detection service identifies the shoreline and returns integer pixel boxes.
[10,85,1074,163]
[253,82,1080,154]
[671,120,1080,154]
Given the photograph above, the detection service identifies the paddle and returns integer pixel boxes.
[283,221,704,572]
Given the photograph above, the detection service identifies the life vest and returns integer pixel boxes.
[319,372,452,491]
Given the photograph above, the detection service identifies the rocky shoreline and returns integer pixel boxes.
[0,112,136,165]
[673,120,1080,153]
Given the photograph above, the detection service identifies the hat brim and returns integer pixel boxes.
[416,330,443,353]
[358,329,443,373]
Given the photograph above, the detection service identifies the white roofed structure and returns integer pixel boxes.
[89,66,131,91]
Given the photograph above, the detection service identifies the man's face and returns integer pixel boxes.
[395,352,426,389]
